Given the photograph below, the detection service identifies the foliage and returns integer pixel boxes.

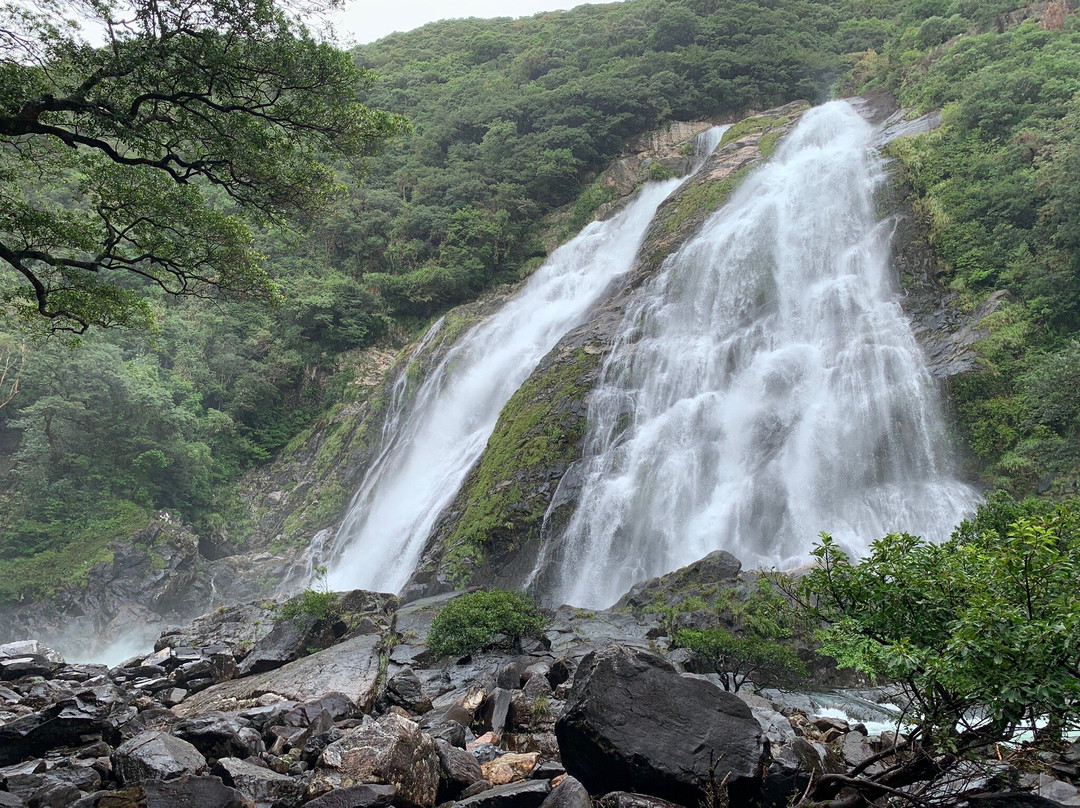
[853,10,1080,495]
[672,626,807,692]
[793,500,1080,803]
[0,0,406,335]
[280,565,338,620]
[426,589,546,658]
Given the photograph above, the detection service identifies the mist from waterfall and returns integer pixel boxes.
[544,101,982,609]
[326,128,725,594]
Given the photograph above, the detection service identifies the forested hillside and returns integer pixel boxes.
[1,0,1079,603]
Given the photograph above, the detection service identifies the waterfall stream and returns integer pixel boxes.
[326,129,725,594]
[538,101,981,609]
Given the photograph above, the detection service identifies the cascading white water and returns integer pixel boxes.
[546,101,982,609]
[327,131,725,593]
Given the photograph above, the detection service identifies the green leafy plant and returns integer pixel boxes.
[281,565,338,621]
[427,589,546,658]
[672,627,806,693]
[790,502,1080,805]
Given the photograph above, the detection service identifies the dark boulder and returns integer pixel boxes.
[0,685,135,765]
[79,775,252,808]
[212,757,305,808]
[112,731,206,784]
[172,713,264,761]
[453,780,551,808]
[236,617,320,677]
[434,739,484,801]
[555,644,763,807]
[303,785,396,808]
[538,778,591,808]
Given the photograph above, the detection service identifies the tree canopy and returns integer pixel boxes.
[0,0,407,335]
[793,497,1080,806]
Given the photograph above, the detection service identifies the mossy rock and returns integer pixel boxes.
[418,345,604,590]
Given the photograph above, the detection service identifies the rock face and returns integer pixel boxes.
[555,645,763,806]
[174,633,384,717]
[309,714,439,808]
[405,102,812,598]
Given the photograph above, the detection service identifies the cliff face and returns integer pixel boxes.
[404,102,813,598]
[1,99,997,652]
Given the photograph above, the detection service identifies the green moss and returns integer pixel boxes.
[758,131,783,157]
[0,500,149,603]
[656,167,751,237]
[648,162,680,181]
[439,348,600,586]
[719,114,786,147]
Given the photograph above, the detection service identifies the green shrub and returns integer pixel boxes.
[427,589,546,658]
[672,627,807,692]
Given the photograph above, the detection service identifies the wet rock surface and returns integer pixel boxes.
[3,576,1080,808]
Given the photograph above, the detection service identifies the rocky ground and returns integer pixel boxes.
[2,552,1079,808]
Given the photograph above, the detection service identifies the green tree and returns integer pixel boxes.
[793,503,1080,806]
[427,589,547,658]
[0,0,407,335]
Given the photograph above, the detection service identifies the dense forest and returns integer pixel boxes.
[1,0,1079,601]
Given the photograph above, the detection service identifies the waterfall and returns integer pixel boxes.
[544,101,982,609]
[327,129,725,594]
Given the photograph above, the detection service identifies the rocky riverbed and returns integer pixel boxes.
[2,552,1079,808]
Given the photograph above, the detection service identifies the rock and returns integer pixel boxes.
[0,642,64,664]
[85,775,252,808]
[435,739,484,801]
[840,730,873,768]
[0,792,25,808]
[308,714,438,808]
[112,731,207,784]
[428,720,467,749]
[172,713,265,761]
[555,645,763,806]
[531,762,566,781]
[479,689,513,737]
[595,794,683,808]
[213,757,305,807]
[23,780,81,808]
[453,780,551,808]
[543,609,663,661]
[968,794,1074,808]
[0,684,135,765]
[236,616,320,676]
[482,753,539,786]
[303,785,397,808]
[386,669,432,715]
[538,778,590,808]
[173,634,383,717]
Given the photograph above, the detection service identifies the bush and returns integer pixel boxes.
[671,627,807,693]
[427,589,546,658]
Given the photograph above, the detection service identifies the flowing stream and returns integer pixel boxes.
[539,101,981,608]
[327,128,725,593]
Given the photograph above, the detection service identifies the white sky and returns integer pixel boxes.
[329,0,607,45]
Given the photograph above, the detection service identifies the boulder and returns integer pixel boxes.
[454,780,551,808]
[172,713,265,761]
[434,739,484,801]
[385,669,432,715]
[173,634,382,717]
[595,795,683,808]
[112,731,207,784]
[303,785,397,808]
[482,753,539,786]
[539,777,591,808]
[84,775,252,808]
[213,757,306,808]
[236,617,320,676]
[0,684,135,765]
[308,714,438,808]
[555,645,763,806]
